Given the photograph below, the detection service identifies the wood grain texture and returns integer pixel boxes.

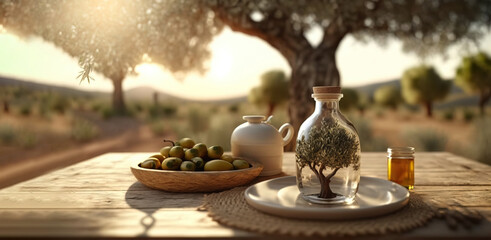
[0,152,489,239]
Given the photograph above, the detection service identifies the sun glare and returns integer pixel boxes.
[209,48,233,81]
[135,63,162,77]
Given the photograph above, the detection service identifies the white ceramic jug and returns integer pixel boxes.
[231,115,294,176]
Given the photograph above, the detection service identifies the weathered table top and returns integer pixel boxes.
[0,152,490,239]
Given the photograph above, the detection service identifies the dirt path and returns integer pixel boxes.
[0,124,175,189]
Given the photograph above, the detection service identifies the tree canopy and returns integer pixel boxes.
[401,65,451,117]
[1,0,490,132]
[374,85,402,110]
[248,70,289,117]
[339,88,359,112]
[455,52,491,115]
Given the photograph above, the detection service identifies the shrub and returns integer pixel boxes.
[0,124,15,145]
[19,104,32,116]
[403,128,447,151]
[188,108,210,133]
[100,107,115,120]
[71,119,99,142]
[17,130,38,148]
[351,117,388,151]
[443,109,455,121]
[463,108,475,122]
[470,117,491,165]
[149,120,166,136]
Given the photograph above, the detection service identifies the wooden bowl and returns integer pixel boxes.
[130,158,263,192]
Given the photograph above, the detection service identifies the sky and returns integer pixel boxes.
[0,25,490,100]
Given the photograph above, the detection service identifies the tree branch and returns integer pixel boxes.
[325,167,340,181]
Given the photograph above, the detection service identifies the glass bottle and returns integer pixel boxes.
[387,147,415,190]
[295,86,361,205]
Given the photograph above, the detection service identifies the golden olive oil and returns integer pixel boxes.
[387,147,415,190]
[387,157,414,190]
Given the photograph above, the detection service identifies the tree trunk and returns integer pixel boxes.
[286,48,341,151]
[479,92,490,116]
[319,179,337,199]
[267,103,275,117]
[111,77,126,115]
[3,100,9,114]
[424,101,433,118]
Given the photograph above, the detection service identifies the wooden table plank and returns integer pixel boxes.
[0,152,490,239]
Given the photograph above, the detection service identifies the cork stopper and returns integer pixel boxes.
[313,86,341,94]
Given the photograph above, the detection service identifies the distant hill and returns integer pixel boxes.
[349,78,487,109]
[350,78,464,98]
[0,76,248,104]
[0,75,109,98]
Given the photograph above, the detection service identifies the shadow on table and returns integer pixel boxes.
[125,181,203,237]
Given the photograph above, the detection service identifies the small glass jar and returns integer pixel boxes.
[295,86,361,205]
[387,147,415,190]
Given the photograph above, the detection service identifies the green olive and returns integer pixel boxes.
[232,159,250,170]
[207,146,224,159]
[220,154,234,163]
[184,148,200,161]
[191,157,204,170]
[140,158,161,169]
[204,159,233,171]
[161,157,182,170]
[159,146,172,158]
[192,143,208,158]
[169,146,185,159]
[179,138,195,149]
[180,161,196,171]
[150,154,165,163]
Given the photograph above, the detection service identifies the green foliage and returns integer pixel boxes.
[228,104,239,113]
[19,104,32,116]
[455,52,491,114]
[71,119,99,142]
[463,108,475,122]
[455,52,491,94]
[340,88,359,111]
[0,124,15,145]
[188,108,210,134]
[149,120,166,136]
[471,117,491,165]
[350,117,388,152]
[401,65,451,116]
[248,70,289,115]
[17,130,38,149]
[374,86,402,109]
[442,109,455,121]
[403,128,447,151]
[296,119,360,171]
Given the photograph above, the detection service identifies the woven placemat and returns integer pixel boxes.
[204,187,435,237]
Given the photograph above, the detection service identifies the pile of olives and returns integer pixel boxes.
[139,137,251,171]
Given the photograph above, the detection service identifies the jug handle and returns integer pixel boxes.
[279,123,294,146]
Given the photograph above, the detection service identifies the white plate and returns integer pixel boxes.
[244,176,409,220]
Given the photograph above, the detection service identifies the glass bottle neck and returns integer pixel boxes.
[314,99,340,114]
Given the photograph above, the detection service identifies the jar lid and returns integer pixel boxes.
[312,86,343,100]
[313,86,341,94]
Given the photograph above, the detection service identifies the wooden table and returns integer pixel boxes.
[0,152,490,239]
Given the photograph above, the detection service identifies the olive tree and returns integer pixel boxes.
[248,70,289,117]
[401,65,451,117]
[201,0,491,146]
[455,52,491,115]
[296,119,360,199]
[374,85,402,110]
[2,1,491,134]
[339,88,359,112]
[0,0,222,114]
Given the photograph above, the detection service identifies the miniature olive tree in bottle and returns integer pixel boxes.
[296,86,361,204]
